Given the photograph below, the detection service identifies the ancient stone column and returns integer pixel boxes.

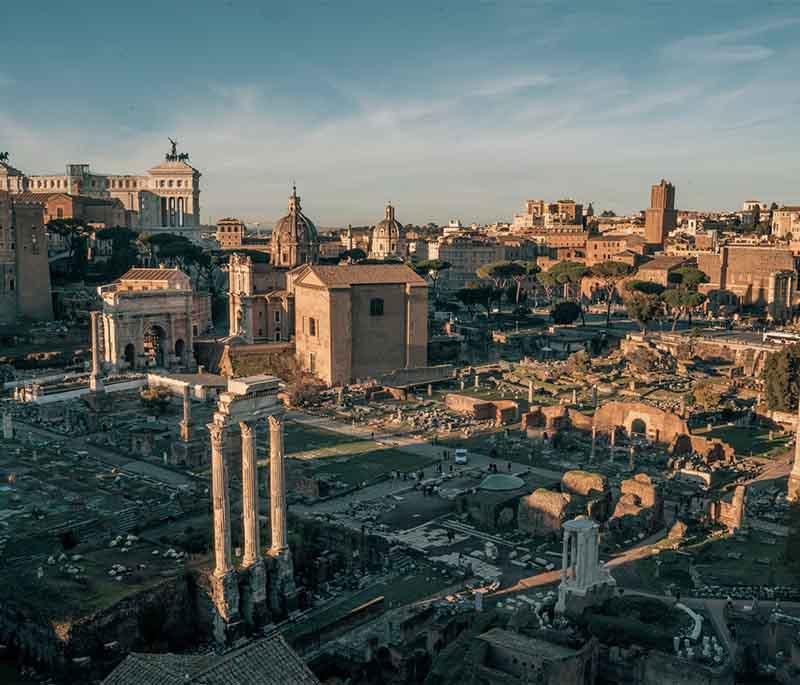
[180,384,192,442]
[89,311,104,392]
[590,424,597,461]
[560,528,569,582]
[474,374,480,389]
[592,384,598,408]
[268,416,287,554]
[629,445,635,471]
[528,380,534,403]
[240,421,260,567]
[572,388,577,405]
[210,423,233,577]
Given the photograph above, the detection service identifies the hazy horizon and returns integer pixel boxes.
[3,1,799,225]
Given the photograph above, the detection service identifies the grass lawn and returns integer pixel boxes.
[283,422,370,455]
[308,447,438,486]
[696,425,790,458]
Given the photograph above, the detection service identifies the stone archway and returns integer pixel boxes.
[630,418,647,436]
[174,338,185,362]
[144,325,167,367]
[124,343,136,369]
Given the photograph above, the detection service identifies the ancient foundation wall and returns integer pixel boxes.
[0,574,198,681]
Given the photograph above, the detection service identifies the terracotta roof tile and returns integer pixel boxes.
[102,635,320,685]
[301,264,426,287]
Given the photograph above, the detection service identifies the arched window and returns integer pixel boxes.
[370,298,384,316]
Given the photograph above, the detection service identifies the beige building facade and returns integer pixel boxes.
[0,143,201,235]
[98,267,209,370]
[772,206,800,239]
[293,264,428,386]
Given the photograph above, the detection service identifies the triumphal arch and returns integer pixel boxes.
[98,267,196,371]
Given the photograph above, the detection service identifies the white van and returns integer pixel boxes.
[454,448,468,465]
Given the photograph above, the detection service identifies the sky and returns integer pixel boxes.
[2,1,799,226]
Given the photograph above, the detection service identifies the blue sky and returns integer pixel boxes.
[2,1,799,225]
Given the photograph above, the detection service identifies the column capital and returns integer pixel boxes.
[239,420,254,437]
[208,422,225,447]
[268,415,283,430]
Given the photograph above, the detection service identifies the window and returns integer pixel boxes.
[370,298,384,316]
[309,352,316,373]
[309,318,317,336]
[57,208,63,219]
[274,311,281,323]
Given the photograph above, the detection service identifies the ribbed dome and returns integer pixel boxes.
[271,186,319,268]
[372,203,403,239]
[369,203,406,259]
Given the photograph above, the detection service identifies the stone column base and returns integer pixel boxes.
[267,550,297,618]
[241,560,268,629]
[209,570,242,644]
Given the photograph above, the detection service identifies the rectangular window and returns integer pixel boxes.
[274,311,281,323]
[370,298,384,316]
[309,353,316,373]
[309,318,317,336]
[57,208,64,218]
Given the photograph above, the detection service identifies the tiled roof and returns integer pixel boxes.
[7,192,49,205]
[120,268,186,281]
[102,635,320,685]
[301,264,426,287]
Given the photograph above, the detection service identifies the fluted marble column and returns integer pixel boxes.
[240,421,260,567]
[268,416,287,554]
[210,423,233,577]
[90,311,103,392]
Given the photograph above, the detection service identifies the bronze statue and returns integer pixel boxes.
[168,137,178,157]
[0,152,9,163]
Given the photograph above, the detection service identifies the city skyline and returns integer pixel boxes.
[3,1,799,224]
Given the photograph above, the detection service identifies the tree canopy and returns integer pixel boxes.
[551,301,581,325]
[763,344,800,412]
[624,291,663,332]
[590,260,635,326]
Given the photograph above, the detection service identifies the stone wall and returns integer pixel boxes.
[0,574,197,681]
[518,489,574,536]
[594,401,688,443]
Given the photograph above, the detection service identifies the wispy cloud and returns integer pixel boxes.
[471,73,554,98]
[663,18,799,65]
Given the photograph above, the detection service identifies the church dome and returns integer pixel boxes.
[372,203,403,240]
[370,203,406,259]
[271,186,319,268]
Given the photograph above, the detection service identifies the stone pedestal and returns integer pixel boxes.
[209,570,242,644]
[241,560,268,628]
[267,550,297,618]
